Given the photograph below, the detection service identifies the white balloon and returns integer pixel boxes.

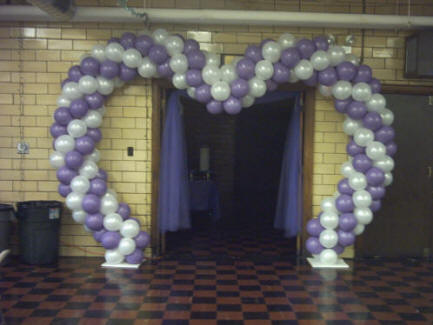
[106,189,118,199]
[205,52,221,66]
[248,77,266,98]
[354,128,374,147]
[57,95,71,107]
[278,33,296,49]
[211,81,230,101]
[122,48,142,68]
[67,119,87,138]
[78,75,98,95]
[366,141,386,160]
[220,64,238,83]
[138,57,157,78]
[242,95,255,108]
[105,249,124,264]
[70,175,90,194]
[98,105,106,116]
[345,53,360,66]
[310,50,330,71]
[91,44,106,62]
[341,161,355,178]
[320,211,339,229]
[332,80,352,100]
[366,94,386,113]
[319,249,338,264]
[113,77,124,88]
[72,210,87,224]
[343,118,362,136]
[103,213,123,231]
[187,87,196,99]
[120,219,140,238]
[164,35,184,56]
[352,82,372,102]
[288,69,299,83]
[353,224,365,235]
[373,156,394,173]
[262,41,282,63]
[202,64,221,85]
[97,76,114,95]
[354,207,373,225]
[169,54,188,74]
[83,110,102,129]
[86,149,101,163]
[318,85,333,97]
[54,135,75,154]
[66,192,84,211]
[294,59,314,80]
[79,160,98,179]
[118,238,136,255]
[62,82,82,100]
[100,195,119,215]
[348,172,367,190]
[320,197,337,213]
[352,190,372,208]
[384,172,393,186]
[328,45,346,66]
[49,151,65,168]
[319,229,338,248]
[380,108,394,125]
[104,42,124,62]
[172,73,188,90]
[230,56,242,67]
[255,60,274,80]
[152,28,169,44]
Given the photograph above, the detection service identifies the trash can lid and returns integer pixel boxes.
[0,203,14,212]
[17,201,62,209]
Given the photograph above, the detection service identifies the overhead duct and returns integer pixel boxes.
[26,0,75,21]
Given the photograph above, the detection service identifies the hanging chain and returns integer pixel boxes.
[17,23,26,201]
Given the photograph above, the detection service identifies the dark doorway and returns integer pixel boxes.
[357,94,433,258]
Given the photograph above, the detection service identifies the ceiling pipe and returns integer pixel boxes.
[1,5,433,29]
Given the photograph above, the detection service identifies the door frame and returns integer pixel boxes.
[150,79,316,257]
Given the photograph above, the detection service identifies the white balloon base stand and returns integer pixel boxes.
[101,262,143,269]
[307,257,349,269]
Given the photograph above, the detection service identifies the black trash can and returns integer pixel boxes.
[0,204,14,258]
[17,201,62,265]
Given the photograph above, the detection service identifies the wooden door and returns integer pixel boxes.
[357,94,433,257]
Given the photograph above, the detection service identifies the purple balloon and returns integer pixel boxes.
[338,178,354,196]
[363,112,383,131]
[101,231,121,249]
[135,231,150,248]
[135,34,154,56]
[244,45,263,63]
[107,37,120,44]
[89,178,107,197]
[386,141,397,157]
[336,61,357,81]
[347,139,365,156]
[318,67,338,86]
[236,58,255,80]
[86,128,102,143]
[333,245,345,255]
[65,150,84,170]
[70,99,89,118]
[339,213,357,232]
[75,136,95,155]
[280,47,301,69]
[157,61,174,78]
[100,60,119,79]
[296,39,316,59]
[266,79,278,92]
[119,63,137,82]
[230,79,249,98]
[50,123,67,138]
[68,65,83,82]
[80,57,100,77]
[117,203,131,220]
[375,126,395,144]
[370,200,382,212]
[187,49,206,70]
[56,166,78,185]
[223,97,242,115]
[84,92,104,110]
[369,78,381,93]
[58,184,72,198]
[303,71,318,87]
[61,78,72,88]
[195,84,212,103]
[338,230,355,247]
[336,195,354,213]
[206,100,223,114]
[184,39,200,54]
[313,35,329,51]
[366,167,385,186]
[148,45,168,65]
[93,229,107,243]
[85,213,104,231]
[347,101,367,120]
[82,194,101,214]
[126,249,144,264]
[366,185,386,200]
[353,154,373,173]
[120,32,136,49]
[334,98,351,113]
[272,62,290,83]
[353,64,372,83]
[96,168,108,181]
[306,218,324,237]
[306,237,324,255]
[185,69,203,87]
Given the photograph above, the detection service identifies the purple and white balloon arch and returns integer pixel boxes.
[49,28,396,266]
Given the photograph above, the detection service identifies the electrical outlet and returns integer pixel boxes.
[127,147,134,156]
[17,142,29,154]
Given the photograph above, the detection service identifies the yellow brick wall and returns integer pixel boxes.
[0,2,433,258]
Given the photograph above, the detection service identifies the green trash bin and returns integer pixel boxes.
[17,201,62,265]
[0,204,14,264]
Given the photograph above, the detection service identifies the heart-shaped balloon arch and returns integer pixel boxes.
[49,28,395,266]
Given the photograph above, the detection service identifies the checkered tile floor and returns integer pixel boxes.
[2,254,433,325]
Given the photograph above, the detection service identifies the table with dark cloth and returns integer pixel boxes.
[189,180,221,222]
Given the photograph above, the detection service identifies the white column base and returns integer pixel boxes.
[101,262,143,269]
[307,257,349,269]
